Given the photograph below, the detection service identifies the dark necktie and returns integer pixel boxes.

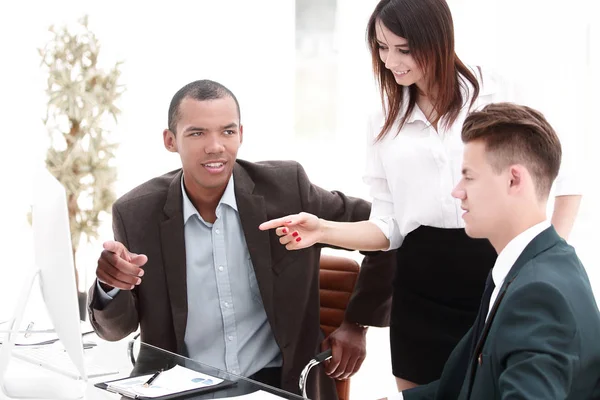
[470,270,495,358]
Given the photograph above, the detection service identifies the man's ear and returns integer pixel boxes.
[239,124,244,145]
[163,129,178,152]
[508,165,524,192]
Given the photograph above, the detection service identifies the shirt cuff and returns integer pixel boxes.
[95,280,120,309]
[368,218,403,251]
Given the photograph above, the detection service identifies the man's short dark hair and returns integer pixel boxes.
[462,102,562,200]
[167,80,240,134]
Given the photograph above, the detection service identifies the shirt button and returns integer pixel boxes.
[218,266,224,272]
[215,228,221,234]
[228,335,234,341]
[224,301,230,308]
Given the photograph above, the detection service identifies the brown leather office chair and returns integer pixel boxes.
[319,254,360,400]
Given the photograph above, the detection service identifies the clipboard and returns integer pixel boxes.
[94,365,237,399]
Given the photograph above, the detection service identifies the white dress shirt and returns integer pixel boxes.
[486,220,551,320]
[180,175,281,376]
[366,66,582,250]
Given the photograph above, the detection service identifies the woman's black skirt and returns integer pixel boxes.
[390,225,497,384]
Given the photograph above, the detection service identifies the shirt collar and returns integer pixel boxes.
[399,86,428,125]
[407,105,428,124]
[375,87,432,131]
[492,220,552,288]
[181,174,238,224]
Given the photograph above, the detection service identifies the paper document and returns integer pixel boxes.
[107,365,224,398]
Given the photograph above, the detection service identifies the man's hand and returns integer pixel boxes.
[258,212,322,250]
[96,241,148,291]
[321,321,368,380]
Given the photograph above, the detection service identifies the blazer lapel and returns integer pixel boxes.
[159,170,188,353]
[232,163,275,322]
[464,226,562,398]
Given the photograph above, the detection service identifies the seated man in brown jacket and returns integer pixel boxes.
[88,79,394,399]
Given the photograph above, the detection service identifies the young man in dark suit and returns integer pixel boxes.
[388,102,600,399]
[87,79,393,400]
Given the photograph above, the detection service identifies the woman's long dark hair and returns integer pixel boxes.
[367,0,479,140]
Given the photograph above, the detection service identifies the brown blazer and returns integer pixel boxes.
[88,159,393,399]
[344,246,395,327]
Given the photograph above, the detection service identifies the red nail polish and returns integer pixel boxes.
[292,232,298,237]
[296,237,302,242]
[282,228,288,234]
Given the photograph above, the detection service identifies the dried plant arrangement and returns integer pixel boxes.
[38,15,124,311]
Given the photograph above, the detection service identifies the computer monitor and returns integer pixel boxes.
[0,167,87,399]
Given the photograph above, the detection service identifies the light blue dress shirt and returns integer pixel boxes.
[96,175,282,376]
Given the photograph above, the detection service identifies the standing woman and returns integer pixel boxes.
[261,0,582,391]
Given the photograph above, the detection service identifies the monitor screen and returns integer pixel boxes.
[0,167,88,397]
[32,167,86,378]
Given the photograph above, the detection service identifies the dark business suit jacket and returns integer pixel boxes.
[344,248,394,327]
[404,226,600,400]
[88,159,394,400]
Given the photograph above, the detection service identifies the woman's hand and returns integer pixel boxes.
[259,212,322,250]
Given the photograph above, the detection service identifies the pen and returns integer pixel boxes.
[143,369,163,387]
[24,322,34,338]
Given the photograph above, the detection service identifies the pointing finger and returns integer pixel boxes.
[259,215,298,231]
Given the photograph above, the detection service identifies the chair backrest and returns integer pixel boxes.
[319,254,360,400]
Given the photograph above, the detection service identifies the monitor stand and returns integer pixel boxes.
[0,270,86,400]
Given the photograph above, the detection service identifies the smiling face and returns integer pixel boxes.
[163,96,243,200]
[375,20,426,89]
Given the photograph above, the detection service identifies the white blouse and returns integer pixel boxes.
[366,66,582,250]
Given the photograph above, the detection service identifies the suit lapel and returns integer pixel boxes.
[464,226,562,398]
[159,170,188,353]
[232,163,275,322]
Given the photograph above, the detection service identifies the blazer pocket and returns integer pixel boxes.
[271,252,296,275]
[247,257,263,304]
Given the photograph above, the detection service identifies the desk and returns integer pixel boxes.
[2,337,303,400]
[91,341,304,399]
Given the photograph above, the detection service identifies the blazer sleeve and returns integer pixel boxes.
[344,248,394,326]
[493,279,578,399]
[295,162,394,326]
[402,380,440,400]
[87,203,140,341]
